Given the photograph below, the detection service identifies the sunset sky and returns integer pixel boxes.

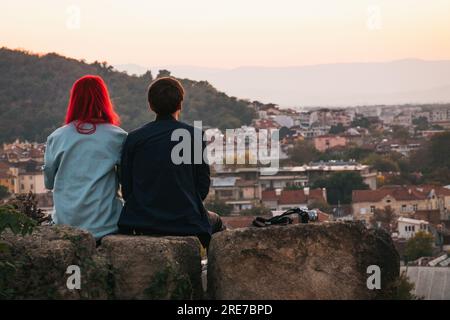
[1,0,450,68]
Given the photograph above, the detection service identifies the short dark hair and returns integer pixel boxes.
[147,77,185,115]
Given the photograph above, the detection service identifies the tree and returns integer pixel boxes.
[409,132,450,184]
[380,272,418,300]
[0,48,257,143]
[427,132,450,169]
[364,154,400,172]
[370,206,397,232]
[0,186,9,201]
[391,126,410,142]
[6,192,50,224]
[329,123,345,134]
[342,147,373,162]
[405,231,434,261]
[288,140,320,165]
[279,127,292,139]
[412,116,429,131]
[204,199,233,216]
[284,185,303,191]
[351,117,371,129]
[312,172,369,205]
[156,69,171,78]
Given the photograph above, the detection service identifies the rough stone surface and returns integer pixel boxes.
[0,225,110,299]
[100,234,203,300]
[207,222,400,300]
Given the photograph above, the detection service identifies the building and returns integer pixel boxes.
[392,112,412,127]
[397,217,430,239]
[429,107,450,129]
[17,171,46,194]
[352,185,450,223]
[0,162,16,194]
[299,126,331,138]
[252,118,281,130]
[0,159,46,195]
[294,112,312,127]
[308,109,353,128]
[272,115,295,128]
[213,162,377,191]
[1,140,45,163]
[313,135,347,152]
[375,139,422,157]
[208,177,260,213]
[430,108,449,123]
[261,188,327,211]
[258,167,309,190]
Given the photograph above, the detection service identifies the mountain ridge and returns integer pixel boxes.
[115,59,450,107]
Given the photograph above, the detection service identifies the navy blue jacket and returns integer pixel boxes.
[118,114,212,241]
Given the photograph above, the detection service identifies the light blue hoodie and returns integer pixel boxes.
[43,122,127,239]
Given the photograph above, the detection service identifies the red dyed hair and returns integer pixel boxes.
[65,75,120,134]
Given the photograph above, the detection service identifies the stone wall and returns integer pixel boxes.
[208,222,399,299]
[0,222,400,300]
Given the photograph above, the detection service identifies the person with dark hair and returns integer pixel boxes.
[118,77,225,247]
[44,75,127,241]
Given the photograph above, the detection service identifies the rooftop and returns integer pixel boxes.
[352,185,450,203]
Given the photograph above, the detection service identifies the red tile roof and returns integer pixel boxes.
[352,185,449,203]
[261,190,278,201]
[279,190,307,205]
[262,189,325,205]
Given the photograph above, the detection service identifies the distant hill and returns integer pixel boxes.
[0,48,256,143]
[116,60,450,107]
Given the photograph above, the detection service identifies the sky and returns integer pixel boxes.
[1,0,450,68]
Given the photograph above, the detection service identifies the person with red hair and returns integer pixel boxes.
[44,75,127,242]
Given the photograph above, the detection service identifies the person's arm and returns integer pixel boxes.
[195,131,211,201]
[43,135,59,190]
[120,136,133,201]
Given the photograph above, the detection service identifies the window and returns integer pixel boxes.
[370,206,375,213]
[360,208,367,215]
[413,204,418,211]
[30,184,34,190]
[405,226,408,232]
[219,190,233,198]
[386,199,391,203]
[412,225,415,232]
[401,205,407,212]
[20,184,24,190]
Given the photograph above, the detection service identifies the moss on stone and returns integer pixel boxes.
[144,265,193,300]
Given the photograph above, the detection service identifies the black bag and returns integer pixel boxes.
[252,207,317,228]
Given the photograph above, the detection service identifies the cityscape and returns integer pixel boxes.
[2,102,450,299]
[1,0,450,306]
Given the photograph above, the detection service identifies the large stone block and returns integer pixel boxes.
[0,225,110,299]
[207,222,400,300]
[100,235,203,300]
